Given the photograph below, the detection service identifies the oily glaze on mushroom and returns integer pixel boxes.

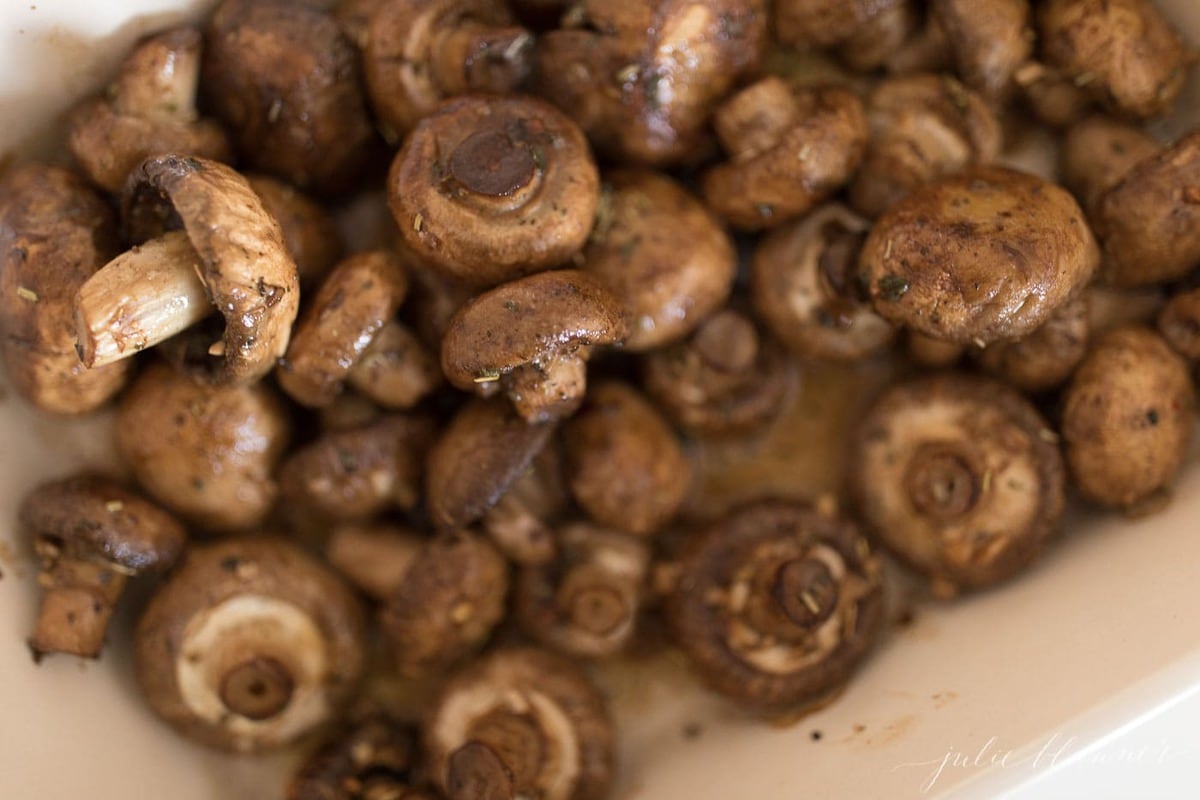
[666,500,884,714]
[774,0,917,73]
[973,293,1089,393]
[0,163,130,413]
[21,475,186,659]
[424,647,614,800]
[1062,326,1195,509]
[135,537,366,752]
[849,373,1066,595]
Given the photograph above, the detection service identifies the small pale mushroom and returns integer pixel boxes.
[751,203,895,361]
[774,0,918,73]
[1060,115,1161,218]
[135,537,366,752]
[701,77,868,231]
[931,0,1033,106]
[117,361,292,532]
[0,163,130,413]
[424,647,614,800]
[389,95,600,287]
[66,26,232,193]
[21,475,186,659]
[564,382,691,536]
[74,154,300,386]
[973,293,1089,393]
[277,251,409,408]
[288,711,432,800]
[245,174,343,289]
[514,522,650,659]
[440,270,628,423]
[325,522,425,602]
[364,0,535,140]
[849,373,1066,594]
[665,500,884,713]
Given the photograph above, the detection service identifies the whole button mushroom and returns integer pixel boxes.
[21,475,186,659]
[774,0,918,73]
[135,537,366,752]
[389,95,600,288]
[424,647,614,800]
[564,382,691,536]
[66,27,232,194]
[1060,115,1161,218]
[931,0,1032,106]
[277,251,409,408]
[751,204,895,361]
[117,361,291,533]
[1062,326,1195,510]
[202,0,379,194]
[666,500,884,714]
[74,154,300,386]
[245,174,343,290]
[849,373,1066,595]
[642,309,794,436]
[1159,286,1200,360]
[580,170,736,352]
[701,78,868,231]
[1037,0,1188,119]
[860,166,1099,346]
[849,74,1002,219]
[345,320,443,410]
[536,0,768,166]
[514,521,650,659]
[973,294,1089,393]
[0,164,130,414]
[364,0,535,141]
[440,270,628,423]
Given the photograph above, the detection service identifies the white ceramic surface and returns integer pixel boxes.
[2,2,1200,799]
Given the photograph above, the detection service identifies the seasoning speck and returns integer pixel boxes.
[104,500,124,513]
[16,286,38,302]
[810,730,822,741]
[876,275,910,302]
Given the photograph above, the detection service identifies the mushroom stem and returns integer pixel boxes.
[74,230,212,368]
[448,128,541,203]
[505,357,587,423]
[558,568,629,636]
[433,23,533,96]
[693,310,759,372]
[30,560,128,659]
[446,740,516,800]
[113,28,202,123]
[219,656,296,721]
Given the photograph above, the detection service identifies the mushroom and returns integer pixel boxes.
[1159,286,1200,360]
[117,361,291,532]
[701,78,868,231]
[774,0,918,73]
[202,0,379,194]
[0,163,130,413]
[751,203,895,361]
[66,27,232,193]
[279,413,434,522]
[1094,130,1200,287]
[364,0,535,141]
[905,330,965,368]
[335,0,387,48]
[423,647,614,800]
[564,382,691,536]
[579,170,736,352]
[325,523,424,601]
[536,0,768,165]
[319,391,384,432]
[345,319,443,410]
[21,475,186,659]
[665,500,884,713]
[1013,61,1094,129]
[389,95,600,288]
[849,373,1066,595]
[848,74,1002,219]
[482,444,568,567]
[860,166,1099,345]
[930,0,1032,106]
[1062,326,1195,509]
[380,530,509,677]
[277,250,409,408]
[440,270,628,423]
[1060,115,1161,218]
[245,174,343,289]
[74,154,301,386]
[514,522,650,659]
[1037,0,1188,119]
[973,293,1089,393]
[642,309,793,436]
[135,537,366,752]
[288,711,431,800]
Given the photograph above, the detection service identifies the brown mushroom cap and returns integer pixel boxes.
[135,537,366,752]
[860,166,1099,345]
[0,163,130,413]
[666,500,884,713]
[346,319,443,410]
[1060,115,1161,218]
[775,0,917,73]
[751,203,895,361]
[202,0,378,194]
[67,27,233,194]
[424,647,614,800]
[245,174,343,289]
[1159,286,1200,360]
[564,382,691,536]
[701,80,868,231]
[426,397,556,531]
[116,361,291,532]
[850,373,1066,593]
[932,0,1032,106]
[114,154,300,385]
[1062,326,1195,508]
[1095,130,1200,287]
[580,170,736,351]
[277,251,409,407]
[1037,0,1188,119]
[973,292,1089,393]
[287,711,428,800]
[389,95,600,287]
